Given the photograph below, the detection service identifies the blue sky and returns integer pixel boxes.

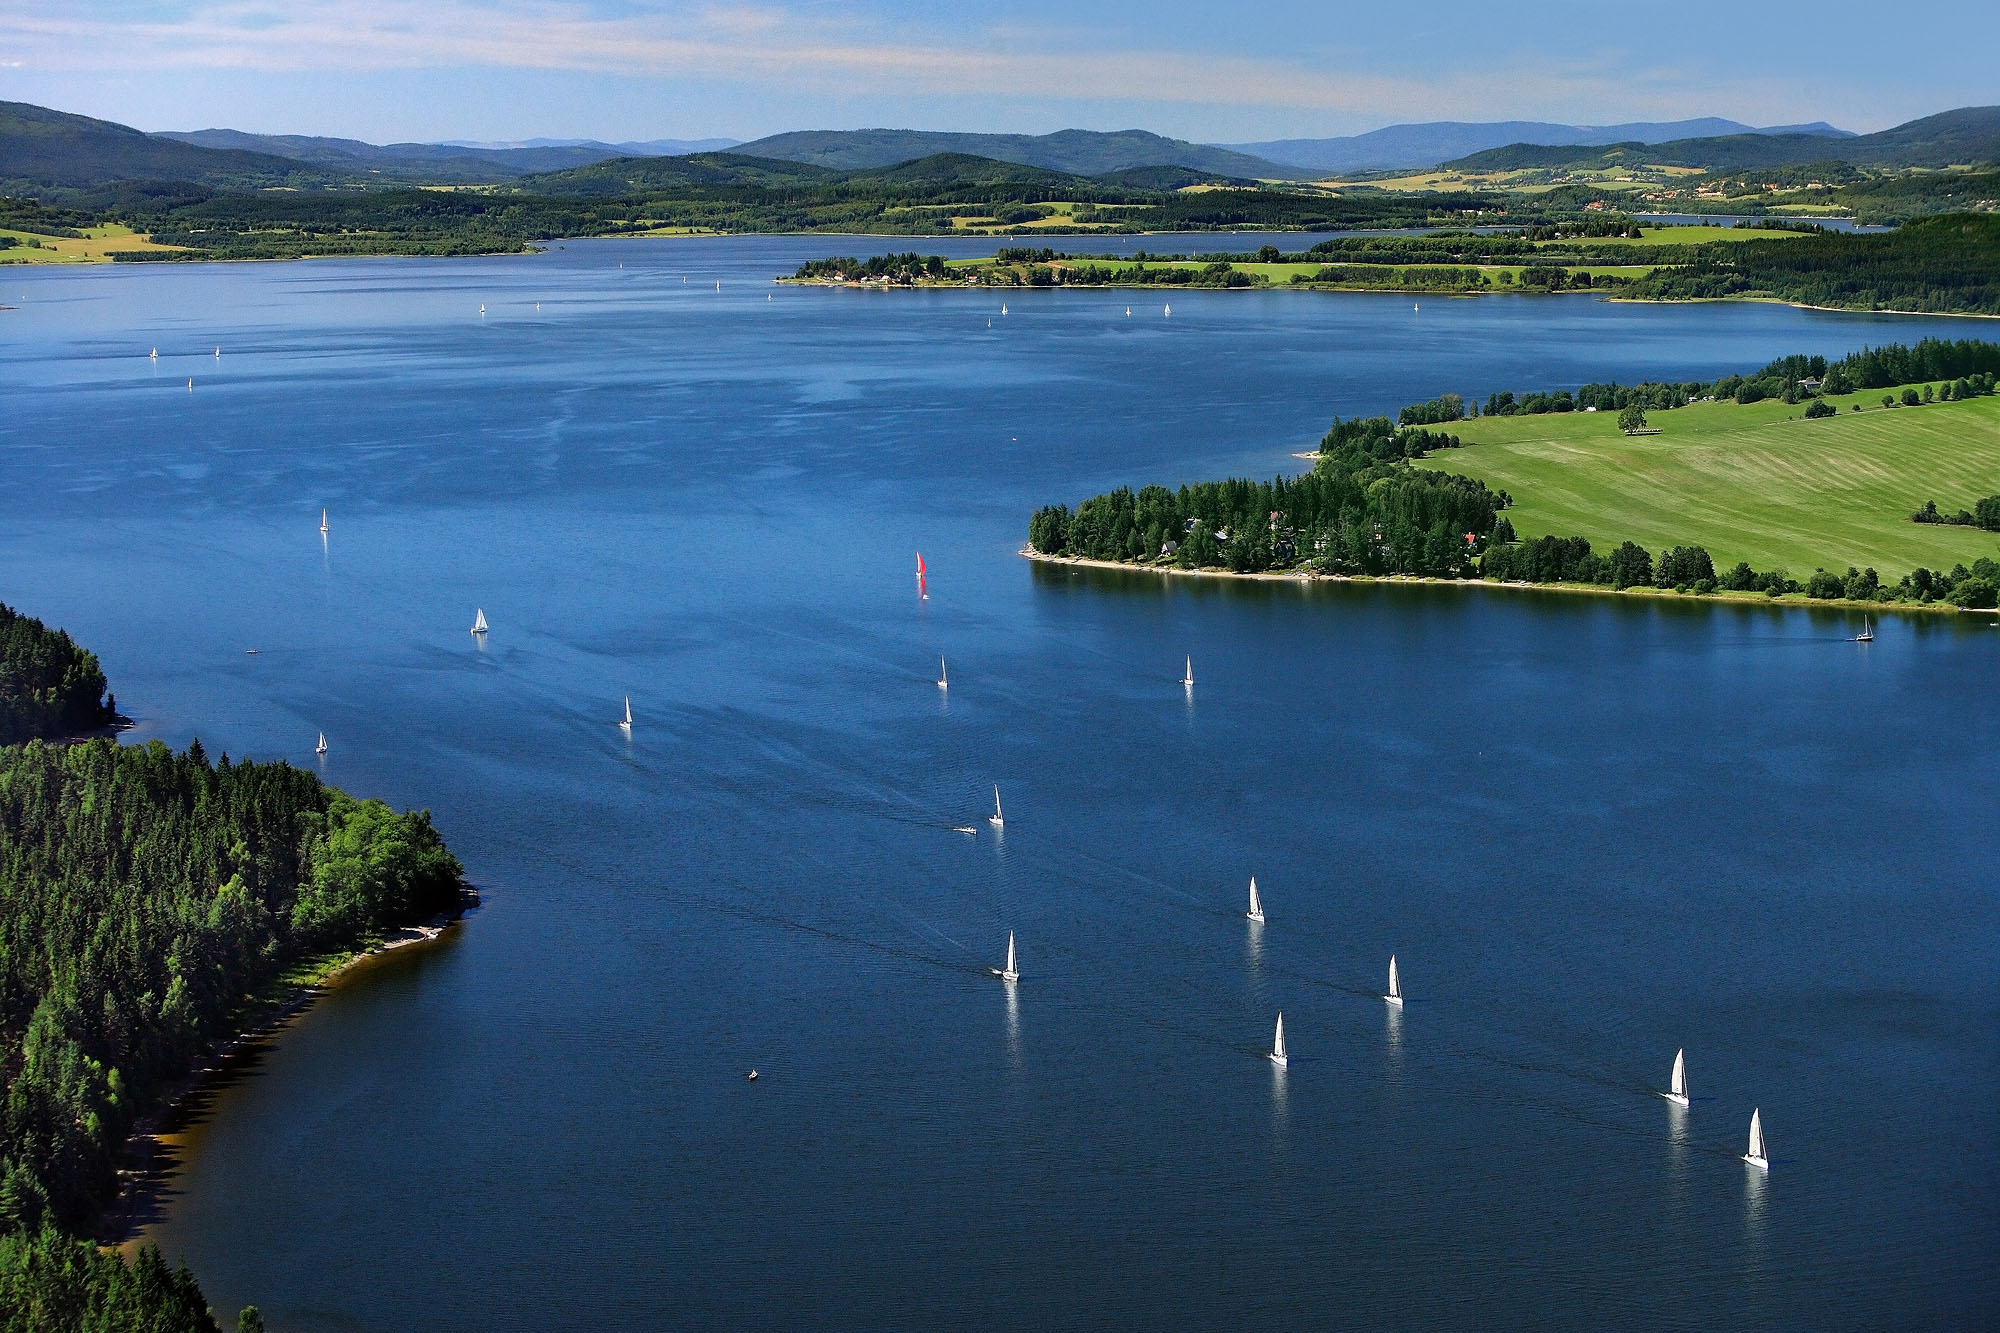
[3,1,1989,143]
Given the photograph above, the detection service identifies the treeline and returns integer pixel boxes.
[1484,535,1999,608]
[1475,339,2000,419]
[0,737,467,1235]
[0,603,114,744]
[1029,418,1501,577]
[1624,214,2000,315]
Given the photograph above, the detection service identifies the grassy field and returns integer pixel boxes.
[0,224,184,263]
[1415,390,2000,578]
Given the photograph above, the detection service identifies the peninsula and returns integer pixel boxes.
[0,601,472,1330]
[1025,340,2000,611]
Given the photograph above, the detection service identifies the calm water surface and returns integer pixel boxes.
[2,236,1995,1329]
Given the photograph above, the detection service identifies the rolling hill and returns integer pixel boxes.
[728,128,1304,180]
[0,100,326,193]
[1226,118,1851,174]
[157,129,633,182]
[1447,107,2000,173]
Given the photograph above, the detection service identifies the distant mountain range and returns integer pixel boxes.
[2,99,1994,203]
[1222,118,1853,175]
[729,128,1307,180]
[1445,107,2000,173]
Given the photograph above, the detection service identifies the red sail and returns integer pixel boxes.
[916,552,926,576]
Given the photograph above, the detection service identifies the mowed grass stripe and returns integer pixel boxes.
[1416,390,2000,577]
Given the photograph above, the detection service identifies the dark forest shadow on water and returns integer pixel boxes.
[109,927,465,1246]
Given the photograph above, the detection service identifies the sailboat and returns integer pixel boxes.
[988,784,1004,828]
[1180,656,1194,688]
[1125,306,1131,317]
[149,347,158,360]
[1855,616,1874,642]
[619,697,632,731]
[1385,954,1404,1008]
[319,508,329,535]
[1001,303,1008,316]
[1663,1048,1689,1107]
[937,658,948,690]
[1743,1108,1769,1170]
[1270,1012,1288,1068]
[479,304,485,316]
[1246,876,1264,923]
[471,608,489,636]
[1163,302,1171,317]
[315,732,327,756]
[992,931,1019,982]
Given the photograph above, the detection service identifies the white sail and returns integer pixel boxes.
[1271,1012,1287,1067]
[620,696,632,729]
[1669,1049,1688,1104]
[315,732,327,755]
[319,507,328,534]
[993,931,1019,982]
[1163,303,1171,316]
[471,608,488,634]
[1386,954,1403,1006]
[1181,655,1193,687]
[1744,1108,1767,1168]
[1246,876,1264,923]
[937,658,948,690]
[989,784,1004,826]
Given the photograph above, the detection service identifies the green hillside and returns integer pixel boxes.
[1448,106,2000,172]
[1420,391,2000,578]
[0,100,325,193]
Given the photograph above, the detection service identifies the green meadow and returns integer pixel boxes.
[1417,390,2000,578]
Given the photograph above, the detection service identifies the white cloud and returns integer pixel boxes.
[0,2,1843,127]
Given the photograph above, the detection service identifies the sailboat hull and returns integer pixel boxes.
[1269,1054,1287,1068]
[1246,912,1264,923]
[1384,995,1404,1008]
[1744,1155,1768,1170]
[1662,1092,1689,1107]
[992,969,1018,982]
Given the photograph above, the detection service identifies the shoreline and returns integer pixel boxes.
[1020,548,1993,618]
[100,885,481,1247]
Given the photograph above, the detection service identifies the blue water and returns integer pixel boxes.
[2,238,1995,1329]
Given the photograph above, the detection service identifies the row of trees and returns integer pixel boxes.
[1913,496,2000,531]
[1477,339,2000,420]
[0,603,114,745]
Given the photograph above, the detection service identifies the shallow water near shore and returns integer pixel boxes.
[3,235,1996,1328]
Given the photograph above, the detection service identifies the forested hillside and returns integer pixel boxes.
[1625,215,2000,313]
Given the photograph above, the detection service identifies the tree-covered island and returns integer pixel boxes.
[0,601,473,1331]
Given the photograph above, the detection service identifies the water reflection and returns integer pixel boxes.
[1269,1058,1289,1152]
[1743,1160,1770,1277]
[1383,1001,1404,1084]
[1003,979,1020,1069]
[1244,917,1264,980]
[1664,1100,1690,1203]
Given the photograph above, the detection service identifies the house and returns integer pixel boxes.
[1160,539,1179,557]
[1798,378,1822,392]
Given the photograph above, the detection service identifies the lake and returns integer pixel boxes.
[2,236,1995,1329]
